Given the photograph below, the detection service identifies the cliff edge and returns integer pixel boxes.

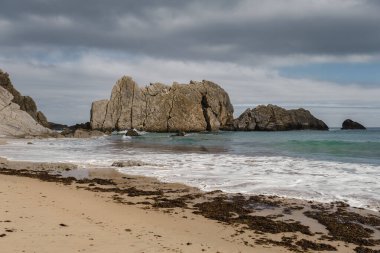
[0,86,51,136]
[0,69,49,128]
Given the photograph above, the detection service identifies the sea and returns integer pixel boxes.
[1,128,379,211]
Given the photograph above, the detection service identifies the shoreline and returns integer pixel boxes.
[2,152,379,213]
[1,157,379,252]
[2,134,380,213]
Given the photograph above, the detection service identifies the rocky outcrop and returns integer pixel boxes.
[90,76,234,132]
[111,160,151,167]
[57,125,104,138]
[125,129,140,136]
[0,86,51,136]
[0,69,49,128]
[341,119,366,130]
[72,129,105,138]
[171,131,186,137]
[232,104,328,131]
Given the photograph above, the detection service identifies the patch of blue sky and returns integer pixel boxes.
[278,62,380,86]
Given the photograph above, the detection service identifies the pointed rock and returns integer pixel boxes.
[341,119,366,130]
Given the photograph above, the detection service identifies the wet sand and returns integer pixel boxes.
[0,157,379,252]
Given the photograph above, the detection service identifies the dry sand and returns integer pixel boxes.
[0,157,379,253]
[0,169,278,252]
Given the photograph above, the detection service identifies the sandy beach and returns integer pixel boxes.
[0,159,278,253]
[1,176,264,253]
[0,156,379,253]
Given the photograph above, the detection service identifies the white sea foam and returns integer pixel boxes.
[0,137,379,211]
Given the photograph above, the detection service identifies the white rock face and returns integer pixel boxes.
[0,87,51,136]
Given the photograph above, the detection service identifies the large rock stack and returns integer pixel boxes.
[90,76,234,132]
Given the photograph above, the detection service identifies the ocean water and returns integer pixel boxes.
[1,128,379,211]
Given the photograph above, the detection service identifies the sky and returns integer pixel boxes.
[1,0,380,127]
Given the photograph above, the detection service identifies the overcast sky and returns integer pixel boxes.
[1,0,380,126]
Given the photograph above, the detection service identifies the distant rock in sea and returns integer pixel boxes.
[48,122,69,131]
[0,69,50,128]
[90,76,234,132]
[341,119,366,130]
[0,86,51,136]
[232,104,329,131]
[68,122,92,131]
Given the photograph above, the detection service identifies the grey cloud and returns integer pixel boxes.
[1,0,380,61]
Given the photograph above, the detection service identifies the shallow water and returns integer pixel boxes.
[1,128,379,211]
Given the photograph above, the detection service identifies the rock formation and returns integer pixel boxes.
[341,119,366,130]
[0,86,51,136]
[90,76,234,132]
[232,104,328,131]
[0,69,50,128]
[54,122,104,138]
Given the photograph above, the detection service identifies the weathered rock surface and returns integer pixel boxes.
[341,119,366,130]
[0,69,49,128]
[233,104,328,131]
[0,86,51,136]
[90,76,234,132]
